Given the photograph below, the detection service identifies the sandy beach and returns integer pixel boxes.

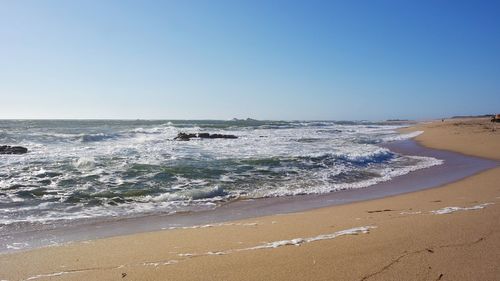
[1,118,499,281]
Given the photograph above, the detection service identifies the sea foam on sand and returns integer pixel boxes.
[431,203,494,215]
[246,226,376,249]
[177,226,376,258]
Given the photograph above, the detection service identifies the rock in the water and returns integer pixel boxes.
[208,133,238,139]
[0,145,28,154]
[174,132,238,141]
[173,132,196,141]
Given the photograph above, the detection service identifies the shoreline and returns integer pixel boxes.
[399,118,500,160]
[1,139,495,254]
[1,118,499,280]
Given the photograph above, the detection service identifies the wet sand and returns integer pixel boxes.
[1,139,495,253]
[0,118,499,280]
[400,117,500,159]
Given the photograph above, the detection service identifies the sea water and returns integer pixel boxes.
[0,120,441,229]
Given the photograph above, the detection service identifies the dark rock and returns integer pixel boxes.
[173,133,196,141]
[173,132,238,141]
[0,145,28,154]
[209,133,238,139]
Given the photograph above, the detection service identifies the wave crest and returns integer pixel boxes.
[80,133,117,143]
[73,157,95,169]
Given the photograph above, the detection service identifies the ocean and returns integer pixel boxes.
[0,120,441,239]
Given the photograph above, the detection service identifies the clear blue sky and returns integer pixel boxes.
[1,0,499,120]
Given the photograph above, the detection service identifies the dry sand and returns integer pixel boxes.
[1,118,499,281]
[400,117,500,160]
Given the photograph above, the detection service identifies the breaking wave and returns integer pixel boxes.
[0,120,442,228]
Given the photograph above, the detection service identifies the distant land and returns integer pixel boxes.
[450,114,495,119]
[386,119,410,122]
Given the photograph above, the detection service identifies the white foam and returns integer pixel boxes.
[73,157,95,169]
[334,147,393,162]
[246,226,376,250]
[6,242,29,250]
[142,260,178,267]
[206,251,225,255]
[187,185,226,200]
[25,271,75,280]
[23,264,127,280]
[383,130,423,142]
[254,155,443,198]
[177,226,375,258]
[431,203,494,215]
[168,222,258,230]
